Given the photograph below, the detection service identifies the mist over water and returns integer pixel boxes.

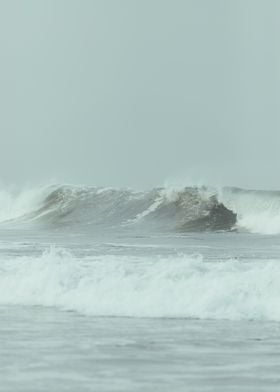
[0,1,280,189]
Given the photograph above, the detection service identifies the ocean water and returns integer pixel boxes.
[1,184,280,391]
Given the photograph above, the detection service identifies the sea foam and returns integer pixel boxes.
[1,247,280,321]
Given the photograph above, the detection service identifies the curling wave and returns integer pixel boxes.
[1,184,280,234]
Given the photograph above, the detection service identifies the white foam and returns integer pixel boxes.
[218,188,280,235]
[130,196,163,223]
[1,248,280,320]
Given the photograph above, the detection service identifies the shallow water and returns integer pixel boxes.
[1,229,280,391]
[2,306,280,392]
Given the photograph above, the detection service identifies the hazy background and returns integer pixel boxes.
[0,0,279,189]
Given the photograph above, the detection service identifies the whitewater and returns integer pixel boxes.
[2,184,280,391]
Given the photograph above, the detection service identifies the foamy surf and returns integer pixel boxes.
[1,247,280,321]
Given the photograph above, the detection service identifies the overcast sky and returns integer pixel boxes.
[0,0,279,189]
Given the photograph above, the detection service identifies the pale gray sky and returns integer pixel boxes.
[0,0,279,189]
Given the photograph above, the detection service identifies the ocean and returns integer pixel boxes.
[1,184,280,391]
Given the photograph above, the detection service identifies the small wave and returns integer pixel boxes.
[1,248,280,320]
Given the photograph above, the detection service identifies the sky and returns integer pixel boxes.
[0,0,280,189]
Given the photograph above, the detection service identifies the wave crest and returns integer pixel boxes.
[1,184,280,234]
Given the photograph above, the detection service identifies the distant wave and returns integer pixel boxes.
[1,247,280,320]
[1,184,280,234]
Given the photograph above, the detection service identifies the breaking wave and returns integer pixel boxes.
[1,247,280,321]
[1,184,280,234]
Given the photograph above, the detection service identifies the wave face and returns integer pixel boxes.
[1,184,280,234]
[1,248,280,321]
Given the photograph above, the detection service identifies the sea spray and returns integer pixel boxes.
[0,183,280,234]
